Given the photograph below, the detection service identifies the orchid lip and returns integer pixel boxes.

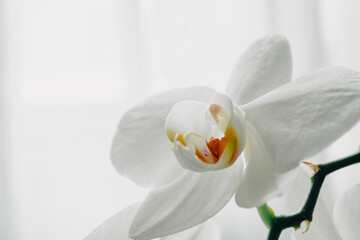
[165,94,246,172]
[171,127,239,166]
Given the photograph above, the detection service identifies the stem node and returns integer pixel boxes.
[265,152,360,240]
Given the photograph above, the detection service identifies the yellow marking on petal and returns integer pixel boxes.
[223,127,239,166]
[166,129,176,143]
[174,133,187,146]
[222,135,238,166]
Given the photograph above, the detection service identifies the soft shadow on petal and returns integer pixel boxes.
[235,122,295,208]
[84,203,221,240]
[165,100,209,140]
[129,161,242,239]
[160,220,221,240]
[84,203,140,240]
[334,183,360,240]
[242,67,360,173]
[226,35,292,105]
[273,168,340,240]
[111,87,216,188]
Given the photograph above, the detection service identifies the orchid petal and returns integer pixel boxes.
[227,35,292,105]
[280,169,340,240]
[84,203,221,240]
[111,87,216,187]
[84,203,140,240]
[165,101,210,140]
[160,220,221,240]
[334,183,360,240]
[242,67,360,174]
[129,161,242,239]
[235,122,296,207]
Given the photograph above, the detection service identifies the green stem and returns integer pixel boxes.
[257,204,275,229]
[266,152,360,240]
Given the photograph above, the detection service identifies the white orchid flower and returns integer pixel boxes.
[84,203,221,240]
[111,35,360,239]
[279,169,360,240]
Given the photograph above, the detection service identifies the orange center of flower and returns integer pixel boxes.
[195,136,228,164]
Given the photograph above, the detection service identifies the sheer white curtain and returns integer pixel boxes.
[1,25,10,240]
[1,0,360,239]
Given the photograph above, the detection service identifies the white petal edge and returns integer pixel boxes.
[160,220,221,240]
[111,86,216,188]
[129,160,242,239]
[226,34,292,105]
[242,67,360,174]
[235,122,296,207]
[84,203,221,240]
[333,183,360,240]
[84,203,140,240]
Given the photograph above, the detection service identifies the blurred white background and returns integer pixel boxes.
[1,0,360,239]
